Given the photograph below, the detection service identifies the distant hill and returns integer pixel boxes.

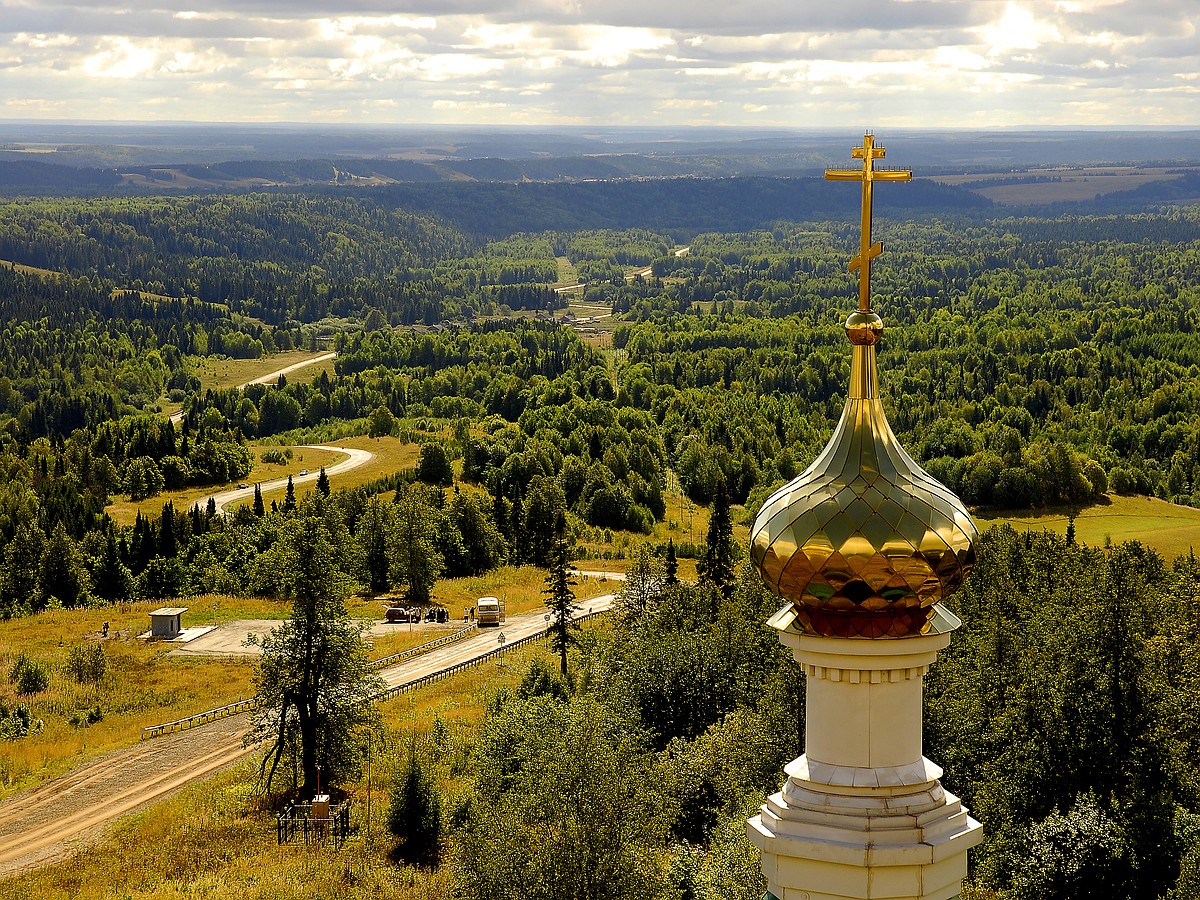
[361,176,991,238]
[0,152,992,238]
[0,158,122,190]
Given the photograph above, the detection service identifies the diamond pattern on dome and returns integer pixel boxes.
[750,331,978,639]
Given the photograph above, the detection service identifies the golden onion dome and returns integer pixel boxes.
[749,309,977,639]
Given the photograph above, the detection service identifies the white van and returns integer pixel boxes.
[477,596,505,627]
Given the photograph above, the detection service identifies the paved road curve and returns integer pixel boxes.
[208,444,374,514]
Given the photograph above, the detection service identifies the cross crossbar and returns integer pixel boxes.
[824,133,912,311]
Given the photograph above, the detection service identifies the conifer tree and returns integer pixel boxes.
[40,522,91,608]
[698,477,736,599]
[665,538,679,586]
[316,466,330,497]
[94,527,130,603]
[158,501,177,558]
[282,475,296,514]
[357,496,393,594]
[543,514,579,677]
[253,483,265,517]
[388,737,442,865]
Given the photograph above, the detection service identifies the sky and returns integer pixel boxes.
[1,0,1197,128]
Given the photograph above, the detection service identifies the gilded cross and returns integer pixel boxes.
[825,133,911,312]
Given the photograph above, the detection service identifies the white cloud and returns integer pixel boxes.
[432,99,507,110]
[979,3,1059,53]
[462,22,534,48]
[570,25,672,67]
[82,38,160,79]
[418,53,504,80]
[13,33,77,49]
[317,15,437,41]
[0,1,1196,125]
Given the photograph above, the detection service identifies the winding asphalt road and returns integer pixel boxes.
[208,444,375,514]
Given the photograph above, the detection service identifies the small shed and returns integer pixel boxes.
[149,607,188,638]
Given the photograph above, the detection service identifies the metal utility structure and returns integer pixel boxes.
[747,134,982,900]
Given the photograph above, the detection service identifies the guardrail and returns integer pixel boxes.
[142,609,606,738]
[370,622,478,670]
[378,607,608,700]
[141,697,260,740]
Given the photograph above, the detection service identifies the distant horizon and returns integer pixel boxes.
[2,120,1199,134]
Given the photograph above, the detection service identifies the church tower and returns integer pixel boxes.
[747,134,983,900]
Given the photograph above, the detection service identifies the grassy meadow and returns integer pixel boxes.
[191,350,337,394]
[928,165,1190,204]
[977,493,1200,561]
[106,435,423,525]
[0,599,260,797]
[0,557,613,802]
[0,643,548,900]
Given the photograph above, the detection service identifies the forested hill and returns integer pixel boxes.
[0,159,123,191]
[0,159,990,238]
[362,176,988,238]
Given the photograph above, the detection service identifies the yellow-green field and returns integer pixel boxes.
[0,643,549,900]
[930,166,1198,205]
[191,350,336,394]
[0,599,261,797]
[0,557,605,801]
[426,565,615,620]
[0,258,62,279]
[105,436,422,524]
[553,255,578,287]
[977,493,1200,560]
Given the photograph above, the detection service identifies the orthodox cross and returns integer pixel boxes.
[825,133,911,312]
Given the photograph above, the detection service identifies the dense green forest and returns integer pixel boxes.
[2,179,1200,898]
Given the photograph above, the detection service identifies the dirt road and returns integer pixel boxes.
[0,718,249,875]
[168,351,336,426]
[0,594,614,877]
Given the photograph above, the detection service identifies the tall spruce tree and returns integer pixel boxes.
[357,496,393,594]
[388,736,443,865]
[543,514,579,677]
[698,477,736,598]
[94,526,130,603]
[665,538,679,586]
[158,501,177,558]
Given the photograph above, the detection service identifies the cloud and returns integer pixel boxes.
[0,0,1196,125]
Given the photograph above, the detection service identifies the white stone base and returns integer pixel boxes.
[747,753,982,900]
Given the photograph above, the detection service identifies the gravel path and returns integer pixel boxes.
[0,715,251,876]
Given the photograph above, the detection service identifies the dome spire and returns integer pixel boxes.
[749,133,977,638]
